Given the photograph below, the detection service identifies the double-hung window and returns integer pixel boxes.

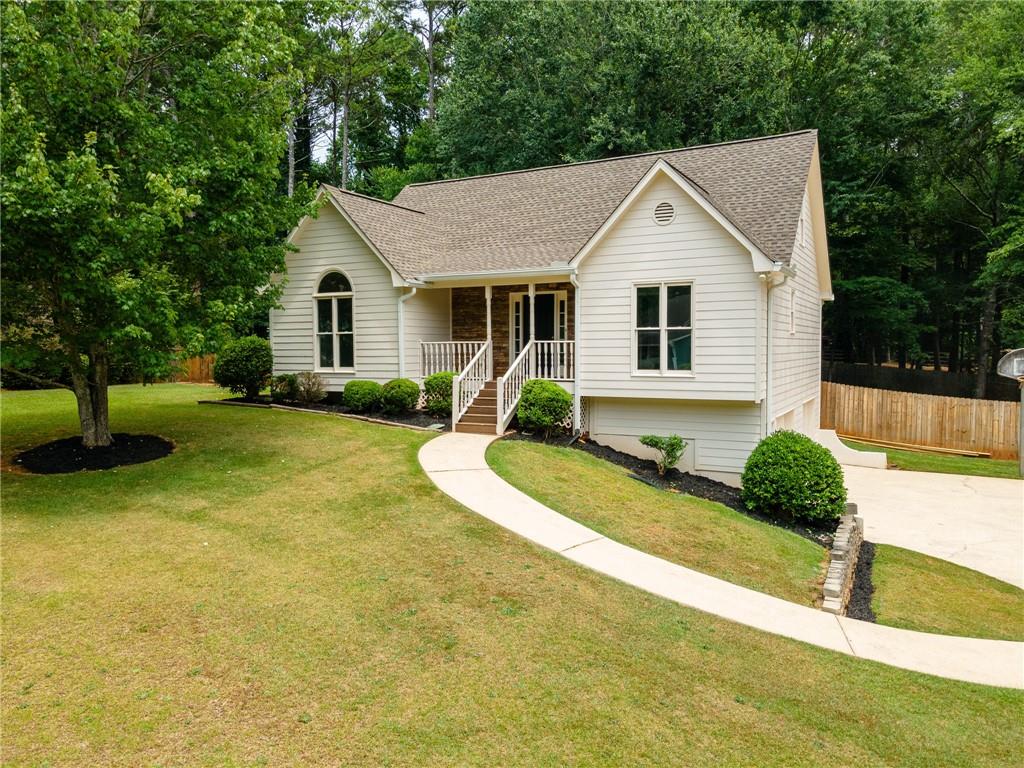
[314,271,354,370]
[634,282,692,374]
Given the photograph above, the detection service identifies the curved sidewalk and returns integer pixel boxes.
[418,432,1024,689]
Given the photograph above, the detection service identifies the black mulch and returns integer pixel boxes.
[13,433,174,475]
[846,541,877,622]
[506,431,834,548]
[220,396,449,431]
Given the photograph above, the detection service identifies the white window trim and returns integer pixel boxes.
[630,280,695,377]
[312,269,357,373]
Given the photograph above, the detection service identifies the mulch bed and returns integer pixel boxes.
[506,431,834,548]
[13,433,174,475]
[846,541,877,622]
[216,396,449,431]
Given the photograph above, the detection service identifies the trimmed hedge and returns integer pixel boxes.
[517,379,571,435]
[213,336,273,399]
[381,378,420,415]
[343,380,383,413]
[423,371,454,417]
[741,430,847,525]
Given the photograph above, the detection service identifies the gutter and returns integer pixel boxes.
[415,264,572,285]
[759,262,793,437]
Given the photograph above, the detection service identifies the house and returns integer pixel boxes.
[271,129,880,484]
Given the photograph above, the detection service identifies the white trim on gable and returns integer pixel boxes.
[570,159,777,273]
[287,187,408,288]
[806,145,833,300]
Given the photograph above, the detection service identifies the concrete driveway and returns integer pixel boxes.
[843,465,1024,588]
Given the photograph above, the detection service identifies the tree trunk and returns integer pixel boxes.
[341,93,350,189]
[68,344,113,448]
[286,115,295,198]
[974,284,998,398]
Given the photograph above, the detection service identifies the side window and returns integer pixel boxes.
[634,283,692,374]
[314,271,354,369]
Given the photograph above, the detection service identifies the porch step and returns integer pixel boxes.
[455,379,499,434]
[455,422,497,435]
[465,404,497,417]
[459,413,496,426]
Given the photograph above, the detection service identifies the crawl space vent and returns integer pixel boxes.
[653,201,675,225]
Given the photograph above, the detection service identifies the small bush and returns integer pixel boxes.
[271,373,300,402]
[381,378,420,415]
[639,434,687,476]
[213,336,273,399]
[295,371,326,404]
[517,379,572,436]
[423,371,455,417]
[342,379,383,413]
[741,430,847,525]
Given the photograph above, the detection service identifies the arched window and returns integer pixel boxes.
[314,271,354,369]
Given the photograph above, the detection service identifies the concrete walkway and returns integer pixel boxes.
[419,433,1024,689]
[844,465,1024,588]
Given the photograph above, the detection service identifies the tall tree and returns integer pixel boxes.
[1,0,313,446]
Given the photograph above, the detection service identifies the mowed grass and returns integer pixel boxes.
[1,385,1021,767]
[871,544,1024,641]
[487,439,826,606]
[841,438,1020,479]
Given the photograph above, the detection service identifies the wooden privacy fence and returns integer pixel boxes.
[174,354,216,384]
[820,381,1020,460]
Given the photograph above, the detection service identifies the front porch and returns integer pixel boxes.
[419,281,577,434]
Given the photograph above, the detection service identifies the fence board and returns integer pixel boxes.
[820,382,1019,460]
[174,354,216,384]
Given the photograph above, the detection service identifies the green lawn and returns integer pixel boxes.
[841,438,1021,479]
[487,439,826,606]
[2,385,1022,766]
[871,544,1024,641]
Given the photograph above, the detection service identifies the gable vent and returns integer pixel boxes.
[653,201,675,225]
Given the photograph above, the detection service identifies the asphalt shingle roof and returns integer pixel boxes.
[325,130,818,280]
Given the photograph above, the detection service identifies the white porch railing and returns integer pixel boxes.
[421,340,487,378]
[496,340,533,433]
[452,341,491,430]
[496,340,576,434]
[533,340,575,381]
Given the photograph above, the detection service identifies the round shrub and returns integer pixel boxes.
[342,379,383,413]
[381,378,420,415]
[740,430,847,525]
[271,373,299,402]
[517,379,572,436]
[213,336,273,399]
[423,371,454,417]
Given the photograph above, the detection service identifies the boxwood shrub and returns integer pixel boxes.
[517,379,571,436]
[213,336,273,399]
[343,380,383,413]
[423,371,454,417]
[381,378,420,415]
[740,430,846,525]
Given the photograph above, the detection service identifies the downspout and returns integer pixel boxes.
[570,272,582,435]
[397,286,418,378]
[760,265,791,437]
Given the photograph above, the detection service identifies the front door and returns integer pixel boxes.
[511,291,566,359]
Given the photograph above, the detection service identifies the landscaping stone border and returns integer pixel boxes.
[822,503,865,615]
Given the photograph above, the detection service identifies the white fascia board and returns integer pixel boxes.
[806,145,834,300]
[416,265,573,286]
[570,158,773,272]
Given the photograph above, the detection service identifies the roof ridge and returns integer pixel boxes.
[403,129,818,189]
[324,184,426,214]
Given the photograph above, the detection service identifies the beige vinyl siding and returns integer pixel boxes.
[576,173,760,401]
[771,189,822,427]
[588,397,762,478]
[270,205,401,389]
[403,287,451,379]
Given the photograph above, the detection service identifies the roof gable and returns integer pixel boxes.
[571,158,776,272]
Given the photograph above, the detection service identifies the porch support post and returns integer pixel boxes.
[485,285,493,379]
[528,283,536,377]
[571,274,581,433]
